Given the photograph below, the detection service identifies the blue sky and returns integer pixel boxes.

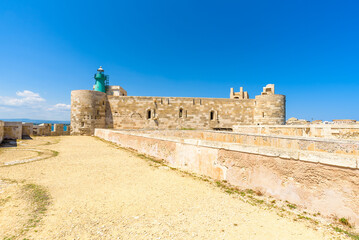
[0,0,358,121]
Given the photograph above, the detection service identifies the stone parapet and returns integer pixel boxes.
[95,128,359,226]
[4,122,22,140]
[0,121,4,144]
[233,124,359,140]
[22,123,33,137]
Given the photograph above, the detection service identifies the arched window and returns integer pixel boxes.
[147,109,152,119]
[210,111,215,120]
[179,108,183,118]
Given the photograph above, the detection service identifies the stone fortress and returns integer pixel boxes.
[1,67,359,227]
[70,67,286,135]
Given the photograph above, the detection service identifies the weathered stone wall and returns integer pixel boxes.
[128,129,359,159]
[106,96,258,130]
[39,123,52,136]
[107,95,286,130]
[51,124,64,136]
[233,124,359,140]
[4,122,22,140]
[253,95,286,125]
[22,123,33,137]
[64,125,70,135]
[0,121,4,144]
[71,90,107,135]
[71,86,286,135]
[95,128,359,225]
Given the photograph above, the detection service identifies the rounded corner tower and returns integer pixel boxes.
[71,66,111,135]
[71,90,107,135]
[253,94,286,125]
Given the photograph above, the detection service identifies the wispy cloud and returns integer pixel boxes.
[48,103,71,111]
[0,90,45,106]
[0,90,70,121]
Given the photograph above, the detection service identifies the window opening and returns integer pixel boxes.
[210,111,215,120]
[179,108,183,118]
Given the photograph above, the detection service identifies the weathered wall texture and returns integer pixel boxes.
[22,123,33,137]
[134,130,359,158]
[95,128,359,225]
[4,122,22,140]
[71,90,107,135]
[233,124,359,140]
[71,89,286,135]
[51,124,64,136]
[0,121,4,144]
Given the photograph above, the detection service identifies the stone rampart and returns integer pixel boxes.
[22,123,33,137]
[51,124,64,136]
[95,128,359,225]
[70,87,286,135]
[132,130,359,159]
[105,94,286,131]
[0,121,4,144]
[233,124,359,140]
[4,122,22,140]
[0,122,70,138]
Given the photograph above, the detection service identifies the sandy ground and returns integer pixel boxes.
[0,136,350,239]
[0,179,31,237]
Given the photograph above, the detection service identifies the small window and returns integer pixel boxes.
[147,109,152,119]
[210,111,215,120]
[81,122,85,127]
[193,99,195,105]
[102,101,105,105]
[179,108,183,118]
[262,112,265,118]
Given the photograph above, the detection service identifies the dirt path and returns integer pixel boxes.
[0,136,348,239]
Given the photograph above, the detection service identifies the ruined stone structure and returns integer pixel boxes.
[0,121,4,143]
[0,122,70,144]
[71,68,286,135]
[4,122,23,140]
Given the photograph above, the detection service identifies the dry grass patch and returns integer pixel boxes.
[1,179,50,240]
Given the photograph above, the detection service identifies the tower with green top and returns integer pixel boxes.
[94,66,109,93]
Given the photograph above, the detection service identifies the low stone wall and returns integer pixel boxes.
[233,124,359,140]
[51,124,64,136]
[95,128,359,225]
[0,121,4,144]
[1,122,70,138]
[4,122,22,140]
[126,130,359,159]
[22,123,33,137]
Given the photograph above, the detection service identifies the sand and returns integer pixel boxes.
[0,136,349,239]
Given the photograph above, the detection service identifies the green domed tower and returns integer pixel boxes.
[94,66,109,93]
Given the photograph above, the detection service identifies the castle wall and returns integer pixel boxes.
[0,121,4,144]
[253,94,286,125]
[106,95,285,130]
[22,123,33,137]
[95,128,359,226]
[233,124,359,140]
[71,90,107,135]
[70,87,286,135]
[51,124,64,136]
[4,122,22,140]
